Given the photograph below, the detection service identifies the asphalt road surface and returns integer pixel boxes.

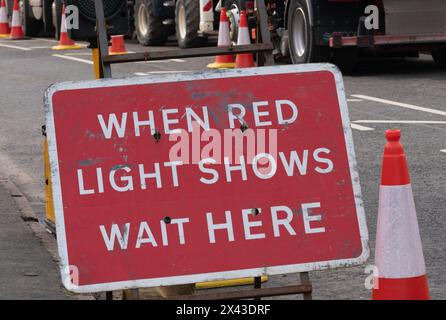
[0,36,445,299]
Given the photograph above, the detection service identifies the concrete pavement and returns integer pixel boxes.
[0,180,71,299]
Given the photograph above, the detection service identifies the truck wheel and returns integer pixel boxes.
[135,0,168,46]
[287,0,330,64]
[432,48,446,68]
[175,0,203,48]
[22,0,43,37]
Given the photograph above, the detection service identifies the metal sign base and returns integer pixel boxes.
[148,274,312,300]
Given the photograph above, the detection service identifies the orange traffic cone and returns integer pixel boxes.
[207,7,235,69]
[8,0,24,40]
[372,130,430,300]
[0,0,10,38]
[52,4,83,50]
[109,35,128,55]
[235,10,255,68]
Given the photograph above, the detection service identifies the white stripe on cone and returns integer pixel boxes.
[237,26,250,45]
[60,10,68,33]
[375,184,426,278]
[217,21,230,46]
[11,8,20,27]
[0,5,8,24]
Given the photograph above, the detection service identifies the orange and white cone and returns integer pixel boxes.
[372,129,430,300]
[52,4,83,50]
[235,10,255,68]
[0,0,10,38]
[109,35,128,55]
[207,8,235,69]
[8,0,24,40]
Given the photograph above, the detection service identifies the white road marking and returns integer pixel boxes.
[1,38,57,43]
[133,59,186,64]
[352,94,446,117]
[353,120,446,124]
[52,54,93,65]
[0,43,32,51]
[351,123,374,131]
[347,99,363,102]
[441,150,446,153]
[134,71,190,75]
[29,46,52,49]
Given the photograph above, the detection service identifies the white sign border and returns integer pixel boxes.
[44,63,369,293]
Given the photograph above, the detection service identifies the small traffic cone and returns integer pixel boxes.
[207,8,235,69]
[52,4,83,50]
[372,129,430,300]
[8,0,24,40]
[109,35,128,55]
[0,0,10,38]
[235,11,255,68]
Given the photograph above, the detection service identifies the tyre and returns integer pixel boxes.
[22,0,43,37]
[175,0,204,48]
[134,0,168,46]
[287,0,330,64]
[432,48,446,68]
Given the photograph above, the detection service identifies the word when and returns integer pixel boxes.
[96,99,298,137]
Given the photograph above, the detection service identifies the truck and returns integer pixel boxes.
[10,0,227,47]
[6,0,212,47]
[134,0,446,70]
[11,0,446,69]
[130,0,218,48]
[131,0,256,47]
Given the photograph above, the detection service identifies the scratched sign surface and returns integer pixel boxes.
[45,64,368,293]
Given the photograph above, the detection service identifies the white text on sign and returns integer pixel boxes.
[99,203,326,251]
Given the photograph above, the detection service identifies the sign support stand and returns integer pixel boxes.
[92,0,312,300]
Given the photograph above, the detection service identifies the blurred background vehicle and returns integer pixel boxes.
[9,0,446,69]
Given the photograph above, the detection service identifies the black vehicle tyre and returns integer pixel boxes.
[22,0,43,37]
[134,0,168,46]
[287,0,330,64]
[432,48,446,68]
[175,0,204,48]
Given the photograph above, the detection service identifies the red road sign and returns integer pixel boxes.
[45,65,369,293]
